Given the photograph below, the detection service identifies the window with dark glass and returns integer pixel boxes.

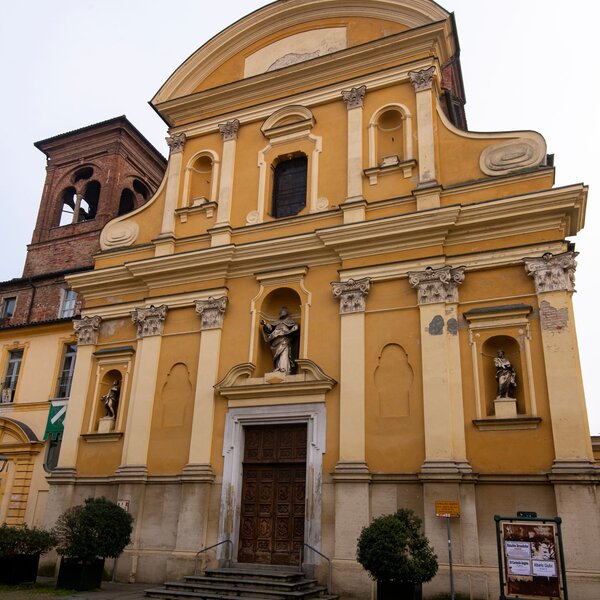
[271,156,307,218]
[44,436,62,472]
[56,344,77,398]
[1,297,16,324]
[2,349,23,403]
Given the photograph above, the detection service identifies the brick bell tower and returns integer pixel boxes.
[25,116,167,277]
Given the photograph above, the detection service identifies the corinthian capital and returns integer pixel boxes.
[331,278,371,314]
[341,85,366,109]
[524,252,578,294]
[195,296,228,330]
[73,315,102,345]
[166,133,186,153]
[131,305,168,338]
[409,66,436,92]
[408,266,465,305]
[219,119,240,141]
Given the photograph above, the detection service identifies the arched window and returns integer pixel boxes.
[133,178,149,201]
[118,189,135,216]
[271,156,307,218]
[58,168,101,226]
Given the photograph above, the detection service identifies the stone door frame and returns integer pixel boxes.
[218,402,326,563]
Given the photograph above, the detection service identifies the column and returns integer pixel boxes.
[525,252,600,575]
[408,67,441,210]
[56,315,101,472]
[408,266,469,473]
[184,296,228,476]
[157,133,187,255]
[169,297,228,576]
[330,278,372,597]
[117,305,167,476]
[213,119,240,246]
[46,316,101,529]
[524,252,595,470]
[341,86,367,224]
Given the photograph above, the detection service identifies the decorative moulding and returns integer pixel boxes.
[331,278,371,313]
[81,431,124,443]
[364,158,416,184]
[408,66,436,92]
[214,359,336,401]
[408,265,465,304]
[195,296,228,330]
[175,201,217,222]
[130,304,168,338]
[472,417,541,431]
[480,137,546,176]
[218,119,240,141]
[524,251,578,294]
[341,85,366,109]
[73,315,102,346]
[166,132,187,153]
[261,105,315,139]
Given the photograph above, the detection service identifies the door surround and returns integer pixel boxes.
[218,402,326,563]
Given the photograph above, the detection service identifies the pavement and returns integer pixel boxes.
[0,579,149,600]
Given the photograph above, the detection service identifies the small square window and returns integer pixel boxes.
[1,297,16,323]
[60,290,78,318]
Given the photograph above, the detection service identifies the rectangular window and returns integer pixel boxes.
[1,297,16,324]
[56,344,77,398]
[2,349,23,403]
[59,290,77,318]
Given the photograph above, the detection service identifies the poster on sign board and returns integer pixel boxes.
[497,518,563,599]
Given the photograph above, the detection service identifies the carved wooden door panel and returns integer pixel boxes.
[238,424,307,565]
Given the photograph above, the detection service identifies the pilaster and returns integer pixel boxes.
[118,305,167,474]
[524,252,596,472]
[57,316,101,470]
[408,266,470,474]
[159,133,187,246]
[214,119,240,242]
[408,67,438,201]
[341,86,366,223]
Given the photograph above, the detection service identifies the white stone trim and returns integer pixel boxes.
[218,403,326,563]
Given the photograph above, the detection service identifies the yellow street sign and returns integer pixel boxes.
[435,500,460,518]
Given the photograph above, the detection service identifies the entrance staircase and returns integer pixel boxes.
[144,565,338,600]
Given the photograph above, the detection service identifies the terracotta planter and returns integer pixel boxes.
[0,554,40,584]
[56,557,105,590]
[377,580,422,600]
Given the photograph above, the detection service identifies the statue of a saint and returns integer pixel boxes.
[495,350,516,398]
[261,307,299,374]
[102,379,121,419]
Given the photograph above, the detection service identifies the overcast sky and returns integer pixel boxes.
[1,1,599,433]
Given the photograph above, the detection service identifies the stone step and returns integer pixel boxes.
[159,581,328,599]
[203,567,305,582]
[184,575,319,591]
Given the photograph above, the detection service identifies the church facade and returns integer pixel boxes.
[44,1,599,598]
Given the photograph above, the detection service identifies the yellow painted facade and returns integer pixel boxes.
[36,1,599,598]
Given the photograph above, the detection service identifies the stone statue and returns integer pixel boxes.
[102,379,121,419]
[260,307,299,374]
[494,350,516,398]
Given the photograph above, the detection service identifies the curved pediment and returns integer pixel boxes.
[152,0,450,105]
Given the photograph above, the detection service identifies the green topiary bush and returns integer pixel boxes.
[54,497,133,561]
[356,508,438,584]
[0,523,56,557]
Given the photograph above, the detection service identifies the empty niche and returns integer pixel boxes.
[257,287,301,375]
[374,344,413,417]
[160,363,193,428]
[481,335,523,416]
[376,108,404,165]
[189,155,213,205]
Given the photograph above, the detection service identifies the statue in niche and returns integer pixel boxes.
[261,307,299,374]
[101,379,121,419]
[495,350,516,399]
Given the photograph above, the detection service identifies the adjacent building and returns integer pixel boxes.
[0,117,165,526]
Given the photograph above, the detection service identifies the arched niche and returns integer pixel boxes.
[366,103,414,184]
[482,335,523,416]
[181,149,220,208]
[97,369,123,431]
[374,343,413,417]
[256,287,302,376]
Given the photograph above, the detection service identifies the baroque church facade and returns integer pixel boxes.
[2,1,599,598]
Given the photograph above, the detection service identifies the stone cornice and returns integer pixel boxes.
[215,359,336,401]
[66,186,585,301]
[154,21,450,127]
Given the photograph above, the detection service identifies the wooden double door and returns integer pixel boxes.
[238,424,307,565]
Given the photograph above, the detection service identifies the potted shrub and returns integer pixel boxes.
[54,496,133,591]
[357,509,438,600]
[0,523,56,584]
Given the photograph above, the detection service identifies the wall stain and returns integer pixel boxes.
[539,300,568,332]
[447,318,458,335]
[427,315,444,335]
